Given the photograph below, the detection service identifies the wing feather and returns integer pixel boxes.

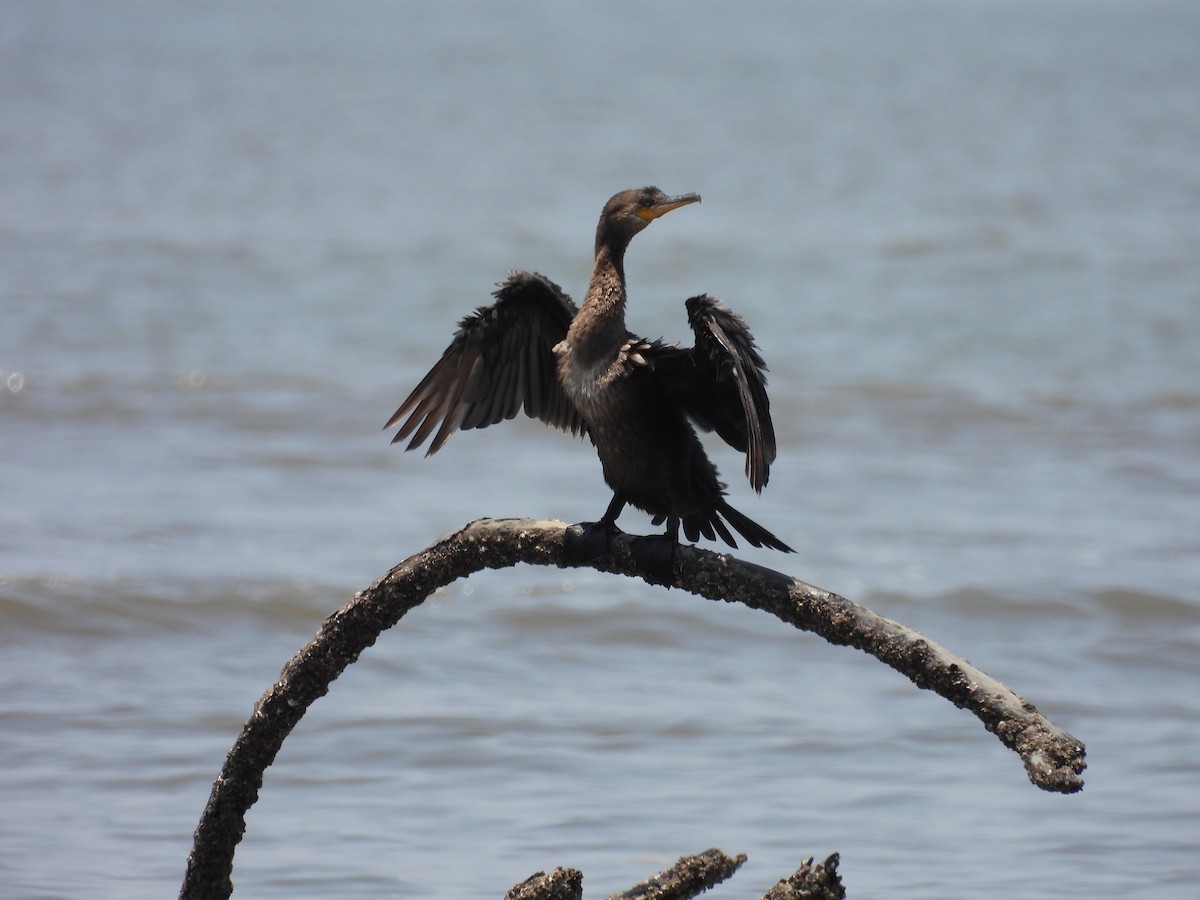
[656,294,778,492]
[385,271,586,454]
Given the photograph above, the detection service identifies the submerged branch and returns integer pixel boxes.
[503,849,832,900]
[606,848,747,899]
[762,853,845,900]
[505,867,584,900]
[179,517,1085,899]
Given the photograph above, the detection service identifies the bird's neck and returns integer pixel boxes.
[568,243,629,367]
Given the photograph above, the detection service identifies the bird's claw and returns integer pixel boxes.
[563,520,623,564]
[629,534,677,588]
[564,522,676,587]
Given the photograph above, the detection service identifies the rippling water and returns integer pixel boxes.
[3,2,1198,897]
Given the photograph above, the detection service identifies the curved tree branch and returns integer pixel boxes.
[179,517,1085,900]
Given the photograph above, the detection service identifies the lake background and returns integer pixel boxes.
[2,2,1198,897]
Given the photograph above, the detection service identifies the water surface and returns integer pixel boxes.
[2,2,1198,897]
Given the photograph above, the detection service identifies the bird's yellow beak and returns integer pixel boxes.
[636,192,701,222]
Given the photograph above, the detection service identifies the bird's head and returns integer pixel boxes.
[595,186,701,257]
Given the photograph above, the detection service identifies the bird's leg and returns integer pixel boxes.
[598,493,627,530]
[629,513,678,588]
[563,494,627,563]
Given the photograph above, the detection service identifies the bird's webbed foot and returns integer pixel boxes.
[563,498,676,586]
[564,495,628,565]
[563,520,624,564]
[628,534,677,588]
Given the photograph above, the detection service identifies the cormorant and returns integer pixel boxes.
[386,187,793,574]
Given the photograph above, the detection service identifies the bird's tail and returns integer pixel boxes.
[666,502,793,553]
[715,501,794,553]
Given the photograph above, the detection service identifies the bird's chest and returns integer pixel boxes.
[555,340,678,483]
[554,339,645,421]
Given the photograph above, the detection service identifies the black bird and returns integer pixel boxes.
[386,187,793,572]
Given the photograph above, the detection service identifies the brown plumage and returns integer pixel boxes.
[386,186,792,555]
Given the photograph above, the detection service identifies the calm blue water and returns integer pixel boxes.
[3,2,1199,897]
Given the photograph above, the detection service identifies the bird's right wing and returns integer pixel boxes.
[385,271,587,454]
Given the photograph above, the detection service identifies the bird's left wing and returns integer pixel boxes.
[385,271,586,454]
[656,294,777,492]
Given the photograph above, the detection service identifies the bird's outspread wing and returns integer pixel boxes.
[657,294,777,492]
[385,271,587,454]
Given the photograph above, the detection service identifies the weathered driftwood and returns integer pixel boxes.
[179,517,1085,899]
